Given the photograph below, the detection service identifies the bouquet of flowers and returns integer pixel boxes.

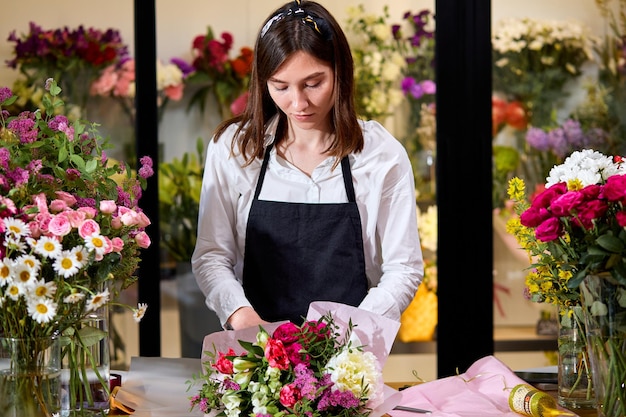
[505,149,626,306]
[345,5,406,122]
[187,301,401,417]
[6,22,129,119]
[492,17,596,128]
[0,79,152,414]
[177,26,253,120]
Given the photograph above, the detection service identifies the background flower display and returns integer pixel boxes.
[492,16,596,129]
[177,26,253,120]
[345,4,406,122]
[0,79,152,414]
[5,22,129,120]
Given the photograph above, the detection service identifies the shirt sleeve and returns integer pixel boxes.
[357,122,424,322]
[191,132,253,326]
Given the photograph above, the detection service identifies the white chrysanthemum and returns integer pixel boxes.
[222,391,243,417]
[53,250,80,278]
[545,149,624,188]
[27,298,58,324]
[34,236,62,259]
[84,234,107,255]
[324,346,382,405]
[133,303,148,322]
[3,217,31,238]
[85,288,110,312]
[0,258,13,287]
[30,278,57,299]
[64,292,86,304]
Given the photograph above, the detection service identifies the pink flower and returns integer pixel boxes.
[111,237,124,252]
[265,338,289,370]
[48,213,72,236]
[279,383,301,408]
[230,91,249,116]
[64,210,86,228]
[134,231,151,248]
[535,217,563,242]
[90,65,118,96]
[164,84,183,101]
[78,206,97,219]
[78,219,101,238]
[49,199,68,212]
[55,191,77,206]
[213,348,236,374]
[99,200,117,214]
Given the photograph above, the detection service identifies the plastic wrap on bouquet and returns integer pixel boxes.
[201,301,403,417]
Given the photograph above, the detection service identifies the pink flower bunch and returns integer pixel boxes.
[189,314,382,417]
[0,78,153,340]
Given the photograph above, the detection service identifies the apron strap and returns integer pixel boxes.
[254,143,355,203]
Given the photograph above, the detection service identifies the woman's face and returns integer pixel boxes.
[267,51,335,130]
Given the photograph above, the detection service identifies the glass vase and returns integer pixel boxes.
[60,307,111,417]
[556,304,596,410]
[0,336,61,417]
[580,273,626,417]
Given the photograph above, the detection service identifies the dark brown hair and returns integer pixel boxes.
[212,0,363,166]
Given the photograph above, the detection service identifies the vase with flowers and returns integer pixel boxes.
[6,22,129,120]
[0,79,153,416]
[176,26,253,121]
[507,149,626,415]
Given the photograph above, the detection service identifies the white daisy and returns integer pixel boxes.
[53,250,80,278]
[133,303,148,322]
[30,279,57,299]
[34,236,62,259]
[63,292,86,304]
[84,234,107,256]
[5,282,23,301]
[72,245,90,267]
[3,234,26,252]
[27,298,58,324]
[2,217,31,238]
[12,263,36,288]
[16,254,41,274]
[0,258,13,287]
[86,288,110,312]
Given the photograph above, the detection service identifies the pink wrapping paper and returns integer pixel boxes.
[387,355,580,417]
[201,301,403,417]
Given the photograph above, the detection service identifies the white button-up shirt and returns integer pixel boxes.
[191,118,424,325]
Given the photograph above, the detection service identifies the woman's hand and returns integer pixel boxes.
[226,306,270,330]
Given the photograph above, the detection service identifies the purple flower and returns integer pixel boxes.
[525,127,550,151]
[0,148,9,170]
[421,80,436,95]
[0,87,12,103]
[170,57,195,77]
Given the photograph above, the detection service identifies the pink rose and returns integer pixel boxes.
[272,322,300,344]
[111,237,124,252]
[78,206,97,219]
[78,219,101,238]
[550,191,584,217]
[99,200,117,214]
[603,175,626,202]
[55,191,77,206]
[576,200,609,229]
[520,206,551,228]
[111,216,123,229]
[103,236,113,254]
[32,193,50,216]
[136,211,151,228]
[90,66,118,96]
[135,231,151,248]
[617,211,626,227]
[164,84,184,101]
[48,213,72,236]
[120,209,141,226]
[535,217,563,242]
[49,199,68,212]
[64,209,86,228]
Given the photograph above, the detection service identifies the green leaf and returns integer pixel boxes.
[596,233,624,253]
[77,325,107,348]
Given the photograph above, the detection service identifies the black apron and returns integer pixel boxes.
[242,143,368,324]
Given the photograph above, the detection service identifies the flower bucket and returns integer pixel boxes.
[0,336,61,417]
[580,274,626,417]
[556,304,595,410]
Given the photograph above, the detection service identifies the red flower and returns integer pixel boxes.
[265,338,290,370]
[213,348,236,374]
